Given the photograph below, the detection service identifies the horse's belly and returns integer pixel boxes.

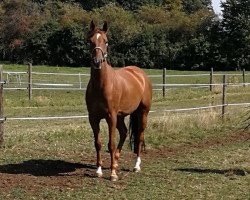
[118,92,142,114]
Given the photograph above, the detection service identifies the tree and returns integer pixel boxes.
[47,24,88,66]
[203,17,225,70]
[0,0,45,61]
[181,0,212,13]
[221,0,250,70]
[117,0,164,10]
[91,5,140,66]
[76,0,165,11]
[21,21,61,64]
[75,0,116,11]
[0,0,217,69]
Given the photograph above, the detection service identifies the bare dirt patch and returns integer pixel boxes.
[147,131,250,158]
[0,131,249,194]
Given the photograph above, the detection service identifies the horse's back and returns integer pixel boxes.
[116,66,151,87]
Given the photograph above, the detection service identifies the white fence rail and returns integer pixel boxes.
[1,102,249,122]
[0,65,249,121]
[3,67,249,93]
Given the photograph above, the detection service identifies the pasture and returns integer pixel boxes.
[0,64,249,199]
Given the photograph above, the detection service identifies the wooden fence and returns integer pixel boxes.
[0,64,249,144]
[2,64,249,97]
[0,65,4,144]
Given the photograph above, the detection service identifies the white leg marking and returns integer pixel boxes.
[96,166,103,177]
[134,156,141,172]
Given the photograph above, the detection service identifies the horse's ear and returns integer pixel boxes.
[103,21,108,33]
[90,20,95,31]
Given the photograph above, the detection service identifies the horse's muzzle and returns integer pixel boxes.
[92,57,106,69]
[91,47,107,69]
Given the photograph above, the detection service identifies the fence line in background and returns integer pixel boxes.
[28,63,32,100]
[0,66,249,136]
[2,102,249,122]
[159,67,249,94]
[3,71,90,76]
[3,82,250,92]
[222,75,227,120]
[32,72,90,76]
[149,73,210,78]
[155,83,225,87]
[6,115,88,121]
[4,71,249,78]
[3,65,249,97]
[1,65,250,117]
[33,83,75,87]
[0,65,4,144]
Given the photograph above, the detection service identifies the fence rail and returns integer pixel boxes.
[1,102,249,122]
[0,64,249,143]
[1,65,250,97]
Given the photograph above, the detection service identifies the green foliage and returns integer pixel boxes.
[182,0,212,13]
[220,0,250,70]
[21,21,61,64]
[0,0,45,61]
[0,0,248,71]
[47,24,88,66]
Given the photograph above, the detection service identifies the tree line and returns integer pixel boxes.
[0,0,249,70]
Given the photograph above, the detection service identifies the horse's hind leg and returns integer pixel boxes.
[115,116,128,165]
[89,115,102,177]
[134,109,149,172]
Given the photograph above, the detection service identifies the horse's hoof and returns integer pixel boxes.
[110,175,119,181]
[133,167,141,173]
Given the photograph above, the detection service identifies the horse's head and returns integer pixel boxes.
[88,20,108,69]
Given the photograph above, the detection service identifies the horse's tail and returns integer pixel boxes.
[129,113,145,154]
[129,113,138,154]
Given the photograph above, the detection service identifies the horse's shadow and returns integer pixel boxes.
[0,159,97,177]
[175,167,249,176]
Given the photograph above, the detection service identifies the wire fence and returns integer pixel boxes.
[1,102,249,122]
[2,67,249,94]
[0,64,249,124]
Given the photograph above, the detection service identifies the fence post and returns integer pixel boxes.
[28,63,32,100]
[210,67,213,92]
[79,73,82,89]
[242,69,245,87]
[222,75,227,120]
[162,68,166,97]
[0,65,4,144]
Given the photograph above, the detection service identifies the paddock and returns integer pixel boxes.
[0,64,249,199]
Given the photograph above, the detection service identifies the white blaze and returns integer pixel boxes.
[96,33,101,40]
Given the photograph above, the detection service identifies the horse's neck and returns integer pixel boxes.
[90,62,113,89]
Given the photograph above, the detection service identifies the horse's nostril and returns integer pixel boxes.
[94,59,100,65]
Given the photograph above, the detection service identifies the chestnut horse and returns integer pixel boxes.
[85,21,152,181]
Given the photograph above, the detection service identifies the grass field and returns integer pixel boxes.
[0,64,249,199]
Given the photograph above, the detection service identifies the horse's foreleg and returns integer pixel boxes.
[89,116,102,177]
[115,117,128,164]
[106,113,118,181]
[134,111,149,173]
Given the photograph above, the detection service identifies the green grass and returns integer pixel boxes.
[0,64,249,199]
